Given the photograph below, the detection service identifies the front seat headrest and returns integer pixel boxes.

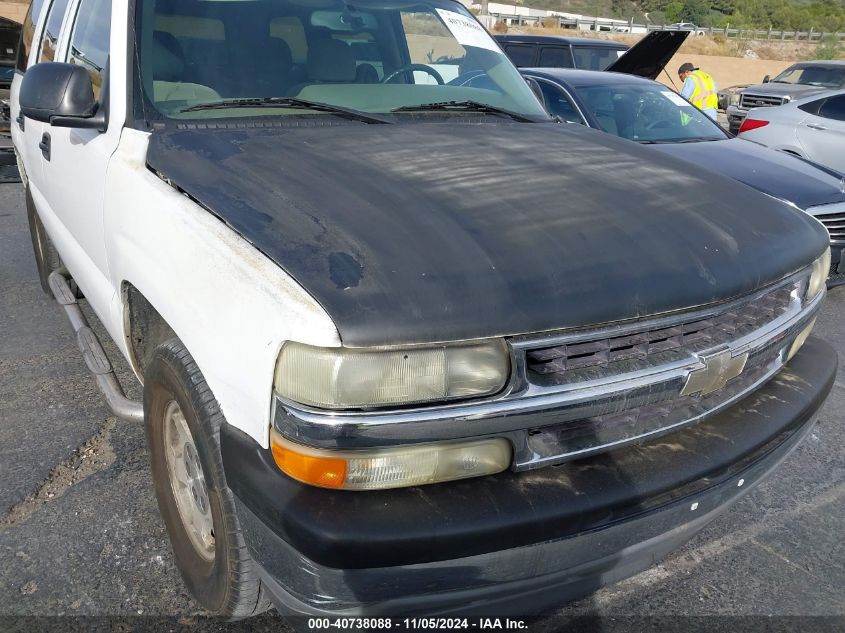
[306,39,356,83]
[153,31,185,81]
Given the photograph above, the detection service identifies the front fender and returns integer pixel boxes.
[103,129,341,447]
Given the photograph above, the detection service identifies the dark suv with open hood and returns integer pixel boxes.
[12,0,835,620]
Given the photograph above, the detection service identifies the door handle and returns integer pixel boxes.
[39,132,51,161]
[805,123,827,131]
[15,111,24,131]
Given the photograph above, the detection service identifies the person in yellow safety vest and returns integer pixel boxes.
[678,62,719,121]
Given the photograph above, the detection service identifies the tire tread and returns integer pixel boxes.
[146,339,272,619]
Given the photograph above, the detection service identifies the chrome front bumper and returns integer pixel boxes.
[224,336,836,616]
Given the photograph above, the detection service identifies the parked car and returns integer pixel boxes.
[496,31,687,77]
[667,22,706,35]
[726,60,845,134]
[496,34,629,70]
[524,68,845,285]
[13,0,835,620]
[738,90,845,283]
[0,17,20,103]
[737,90,845,175]
[718,83,748,111]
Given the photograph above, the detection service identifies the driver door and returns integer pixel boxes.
[37,0,119,314]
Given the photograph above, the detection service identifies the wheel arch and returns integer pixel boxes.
[121,280,179,381]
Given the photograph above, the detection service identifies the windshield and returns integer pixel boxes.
[135,0,547,121]
[574,82,727,142]
[770,65,845,89]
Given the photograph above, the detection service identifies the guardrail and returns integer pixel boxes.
[485,13,845,42]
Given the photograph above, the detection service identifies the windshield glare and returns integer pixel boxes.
[771,65,845,89]
[576,83,726,142]
[136,0,547,120]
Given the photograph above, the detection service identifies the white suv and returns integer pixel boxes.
[11,0,834,619]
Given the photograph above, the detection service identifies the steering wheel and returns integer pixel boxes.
[382,63,445,85]
[447,70,490,88]
[645,119,673,131]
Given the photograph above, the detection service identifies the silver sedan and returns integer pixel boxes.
[737,89,845,174]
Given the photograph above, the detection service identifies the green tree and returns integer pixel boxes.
[664,0,684,21]
[812,33,842,59]
[680,0,712,24]
[710,0,736,15]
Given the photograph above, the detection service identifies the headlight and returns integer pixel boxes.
[274,339,510,409]
[806,249,831,302]
[730,93,740,106]
[270,431,512,490]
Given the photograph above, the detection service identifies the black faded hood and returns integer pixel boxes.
[147,121,828,347]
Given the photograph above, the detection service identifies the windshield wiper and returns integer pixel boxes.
[638,136,723,144]
[391,100,538,122]
[673,136,724,143]
[179,97,391,124]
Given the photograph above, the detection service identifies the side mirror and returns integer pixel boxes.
[762,75,770,83]
[525,77,546,109]
[19,62,107,131]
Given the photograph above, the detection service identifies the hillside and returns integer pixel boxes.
[507,0,845,31]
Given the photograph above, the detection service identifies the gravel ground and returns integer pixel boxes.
[1,182,843,632]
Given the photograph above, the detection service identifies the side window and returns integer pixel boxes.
[572,46,623,71]
[16,0,47,71]
[538,46,573,69]
[38,0,72,63]
[818,95,845,122]
[67,0,111,100]
[798,98,824,116]
[503,44,534,68]
[537,79,582,124]
[400,11,464,84]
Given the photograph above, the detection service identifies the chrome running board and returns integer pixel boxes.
[48,271,144,423]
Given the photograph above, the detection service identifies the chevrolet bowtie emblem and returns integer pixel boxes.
[680,348,748,397]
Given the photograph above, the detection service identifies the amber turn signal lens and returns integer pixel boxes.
[271,438,347,489]
[270,430,512,491]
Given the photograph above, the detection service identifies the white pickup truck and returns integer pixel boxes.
[11,0,835,620]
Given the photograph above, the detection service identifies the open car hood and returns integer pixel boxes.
[605,30,689,80]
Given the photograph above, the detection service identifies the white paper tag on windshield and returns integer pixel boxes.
[435,9,500,52]
[662,90,691,107]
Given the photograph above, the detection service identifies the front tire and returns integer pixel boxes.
[144,339,271,618]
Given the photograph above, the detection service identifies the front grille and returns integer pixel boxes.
[815,209,845,244]
[514,275,812,469]
[740,93,786,109]
[527,284,793,385]
[528,352,777,459]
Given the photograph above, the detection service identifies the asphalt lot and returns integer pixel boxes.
[0,180,843,631]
